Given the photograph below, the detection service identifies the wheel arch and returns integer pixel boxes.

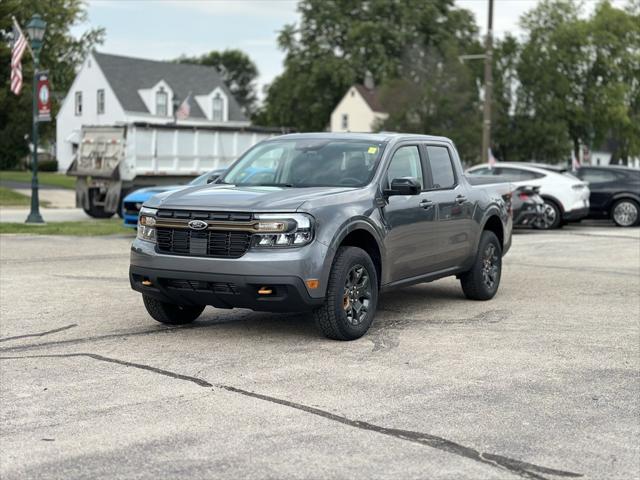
[326,219,385,288]
[540,194,564,214]
[480,213,504,250]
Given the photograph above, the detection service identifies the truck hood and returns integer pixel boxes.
[146,184,357,212]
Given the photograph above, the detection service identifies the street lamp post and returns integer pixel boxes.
[25,14,47,224]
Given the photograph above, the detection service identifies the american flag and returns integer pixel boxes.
[488,148,498,168]
[571,149,581,172]
[176,93,192,120]
[10,18,28,96]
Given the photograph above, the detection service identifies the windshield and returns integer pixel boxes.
[221,138,386,187]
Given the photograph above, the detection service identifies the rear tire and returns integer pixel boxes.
[533,199,562,230]
[460,231,502,301]
[83,190,114,219]
[143,295,204,325]
[611,199,639,227]
[313,246,378,340]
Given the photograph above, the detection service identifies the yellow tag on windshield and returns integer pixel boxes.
[368,146,378,154]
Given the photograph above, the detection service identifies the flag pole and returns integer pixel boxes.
[11,16,35,60]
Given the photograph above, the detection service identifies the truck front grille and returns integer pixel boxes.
[156,228,251,258]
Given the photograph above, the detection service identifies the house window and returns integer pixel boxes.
[75,92,82,116]
[156,88,168,116]
[97,89,105,114]
[212,93,223,121]
[341,113,348,130]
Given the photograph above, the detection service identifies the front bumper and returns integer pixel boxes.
[130,265,323,312]
[130,237,332,307]
[563,206,590,222]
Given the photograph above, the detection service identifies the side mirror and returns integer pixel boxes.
[386,177,421,196]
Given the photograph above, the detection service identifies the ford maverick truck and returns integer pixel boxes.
[130,133,513,340]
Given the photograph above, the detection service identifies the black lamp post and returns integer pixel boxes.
[25,14,47,224]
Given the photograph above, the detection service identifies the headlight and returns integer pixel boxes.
[252,213,314,248]
[137,206,157,243]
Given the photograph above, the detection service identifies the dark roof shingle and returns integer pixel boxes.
[353,84,385,113]
[93,52,247,121]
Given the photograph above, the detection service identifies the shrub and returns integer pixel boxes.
[37,159,59,172]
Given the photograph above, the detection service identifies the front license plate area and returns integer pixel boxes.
[189,232,208,255]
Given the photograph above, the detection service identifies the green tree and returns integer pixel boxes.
[0,0,104,169]
[379,42,482,164]
[257,0,480,131]
[177,49,259,115]
[514,0,640,164]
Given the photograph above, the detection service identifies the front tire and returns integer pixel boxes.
[143,295,205,325]
[611,199,639,227]
[460,231,502,300]
[313,246,378,340]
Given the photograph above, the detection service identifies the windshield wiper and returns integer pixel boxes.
[246,183,295,188]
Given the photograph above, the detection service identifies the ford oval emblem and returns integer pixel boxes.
[188,219,208,230]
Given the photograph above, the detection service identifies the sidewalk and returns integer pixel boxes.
[13,188,76,208]
[0,207,91,223]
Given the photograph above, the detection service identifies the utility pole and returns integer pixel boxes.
[481,0,494,164]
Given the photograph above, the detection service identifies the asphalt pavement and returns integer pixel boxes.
[0,224,638,480]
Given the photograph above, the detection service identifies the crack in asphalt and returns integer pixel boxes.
[0,352,583,480]
[0,322,226,352]
[0,353,212,387]
[0,324,78,343]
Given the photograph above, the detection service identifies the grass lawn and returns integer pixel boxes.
[0,170,76,189]
[0,186,51,207]
[0,218,134,236]
[0,187,31,206]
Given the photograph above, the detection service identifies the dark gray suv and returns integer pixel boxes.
[130,133,513,340]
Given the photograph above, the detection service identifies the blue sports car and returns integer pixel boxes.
[122,166,276,226]
[122,169,225,227]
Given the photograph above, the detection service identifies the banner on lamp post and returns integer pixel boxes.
[36,71,51,122]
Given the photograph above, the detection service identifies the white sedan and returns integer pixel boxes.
[467,163,590,229]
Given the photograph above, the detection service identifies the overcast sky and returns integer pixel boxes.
[77,0,626,94]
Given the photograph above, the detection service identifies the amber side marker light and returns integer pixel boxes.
[305,279,319,289]
[258,287,273,295]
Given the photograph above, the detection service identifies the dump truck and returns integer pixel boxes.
[67,123,281,218]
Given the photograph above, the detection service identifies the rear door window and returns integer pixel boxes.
[426,146,455,189]
[494,167,544,181]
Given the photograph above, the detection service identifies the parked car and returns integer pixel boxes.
[467,174,545,228]
[466,163,590,229]
[130,133,514,340]
[512,185,545,227]
[122,169,225,227]
[575,166,640,227]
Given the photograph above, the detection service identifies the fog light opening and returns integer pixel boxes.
[258,286,273,295]
[141,279,153,286]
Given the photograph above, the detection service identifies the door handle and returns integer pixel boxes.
[455,195,467,204]
[419,199,434,209]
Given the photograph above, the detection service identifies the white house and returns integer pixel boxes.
[55,52,250,171]
[330,75,388,133]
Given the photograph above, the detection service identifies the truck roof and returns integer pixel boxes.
[269,132,453,143]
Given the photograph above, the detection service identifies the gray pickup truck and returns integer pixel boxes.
[130,133,512,340]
